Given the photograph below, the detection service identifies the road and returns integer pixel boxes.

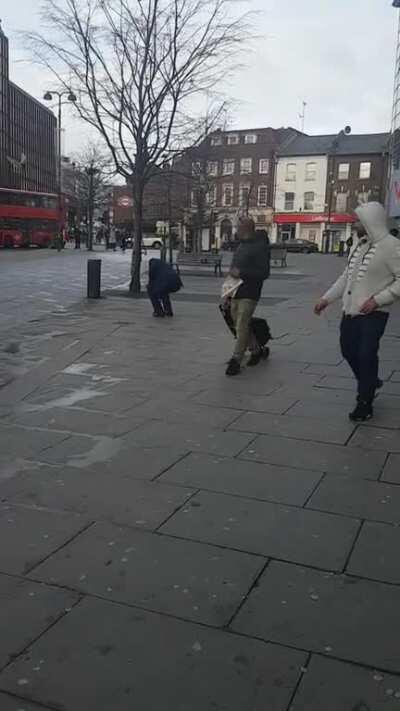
[0,245,136,331]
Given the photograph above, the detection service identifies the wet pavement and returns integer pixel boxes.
[1,250,400,709]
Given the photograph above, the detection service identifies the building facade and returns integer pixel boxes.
[182,126,299,249]
[0,24,57,194]
[273,132,389,250]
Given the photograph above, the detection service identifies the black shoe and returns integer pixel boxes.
[153,312,165,318]
[226,358,241,376]
[164,312,174,318]
[349,401,373,422]
[261,346,270,360]
[247,352,262,367]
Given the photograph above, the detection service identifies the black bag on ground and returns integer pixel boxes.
[219,302,272,348]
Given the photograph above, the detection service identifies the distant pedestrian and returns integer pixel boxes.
[225,219,270,376]
[109,226,117,252]
[147,258,182,317]
[346,235,353,254]
[74,225,81,249]
[315,202,400,422]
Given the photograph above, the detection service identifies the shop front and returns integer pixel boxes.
[273,213,356,251]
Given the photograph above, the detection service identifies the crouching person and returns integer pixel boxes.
[147,258,182,318]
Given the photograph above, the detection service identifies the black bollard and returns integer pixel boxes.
[87,259,101,299]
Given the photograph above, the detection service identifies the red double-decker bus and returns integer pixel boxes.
[0,188,62,248]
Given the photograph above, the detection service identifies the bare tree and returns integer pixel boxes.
[28,0,251,292]
[64,144,112,235]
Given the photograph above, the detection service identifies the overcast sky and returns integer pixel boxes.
[3,0,399,154]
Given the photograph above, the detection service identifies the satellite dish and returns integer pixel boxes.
[344,126,352,135]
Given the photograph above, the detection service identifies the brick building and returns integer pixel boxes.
[181,126,299,249]
[0,24,57,194]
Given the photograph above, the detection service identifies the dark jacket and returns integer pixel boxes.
[232,231,270,300]
[148,258,182,295]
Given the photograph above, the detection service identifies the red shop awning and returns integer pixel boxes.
[274,213,356,224]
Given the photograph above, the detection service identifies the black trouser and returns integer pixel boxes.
[340,312,389,403]
[147,287,173,316]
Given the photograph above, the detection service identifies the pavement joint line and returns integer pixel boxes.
[0,690,57,711]
[153,530,357,574]
[224,558,271,630]
[152,477,327,509]
[340,519,365,575]
[153,488,201,533]
[23,520,97,577]
[232,433,259,459]
[151,450,193,483]
[305,501,399,527]
[344,423,359,447]
[301,472,327,509]
[237,453,381,482]
[228,627,400,678]
[0,590,85,677]
[378,451,393,482]
[284,651,312,711]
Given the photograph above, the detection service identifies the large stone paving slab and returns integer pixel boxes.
[0,425,68,460]
[124,421,254,458]
[0,597,306,711]
[231,560,400,673]
[0,574,78,670]
[6,468,194,530]
[193,389,298,414]
[125,399,240,428]
[0,692,53,710]
[229,411,355,445]
[346,521,400,584]
[31,521,263,626]
[161,491,359,570]
[290,655,400,710]
[0,504,88,575]
[350,426,400,452]
[7,407,145,437]
[240,435,386,479]
[308,476,400,524]
[382,453,400,484]
[159,452,323,506]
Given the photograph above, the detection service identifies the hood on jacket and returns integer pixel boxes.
[355,202,389,244]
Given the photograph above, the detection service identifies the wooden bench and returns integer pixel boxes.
[270,247,288,268]
[175,252,223,276]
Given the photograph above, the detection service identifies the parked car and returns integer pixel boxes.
[276,239,319,254]
[124,235,163,250]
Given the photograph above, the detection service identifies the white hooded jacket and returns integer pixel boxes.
[323,202,400,316]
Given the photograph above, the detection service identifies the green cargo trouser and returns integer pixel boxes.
[230,298,258,363]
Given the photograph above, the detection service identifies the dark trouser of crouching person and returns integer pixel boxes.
[147,258,182,318]
[226,219,270,376]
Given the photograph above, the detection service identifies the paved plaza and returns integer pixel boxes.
[1,248,400,709]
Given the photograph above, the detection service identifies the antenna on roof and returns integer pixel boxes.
[298,101,307,133]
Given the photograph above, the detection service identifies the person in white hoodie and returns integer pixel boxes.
[314,202,400,422]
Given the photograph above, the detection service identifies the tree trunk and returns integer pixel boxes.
[130,185,144,294]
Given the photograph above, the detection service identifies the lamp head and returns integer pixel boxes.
[43,91,52,101]
[68,92,77,103]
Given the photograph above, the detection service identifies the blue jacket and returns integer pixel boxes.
[148,258,182,294]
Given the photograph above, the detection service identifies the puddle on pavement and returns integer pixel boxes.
[22,387,108,413]
[66,435,123,469]
[0,458,41,481]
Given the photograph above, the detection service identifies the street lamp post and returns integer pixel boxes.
[325,125,351,253]
[43,90,77,236]
[85,164,99,252]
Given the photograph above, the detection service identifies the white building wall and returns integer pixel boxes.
[275,155,328,214]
